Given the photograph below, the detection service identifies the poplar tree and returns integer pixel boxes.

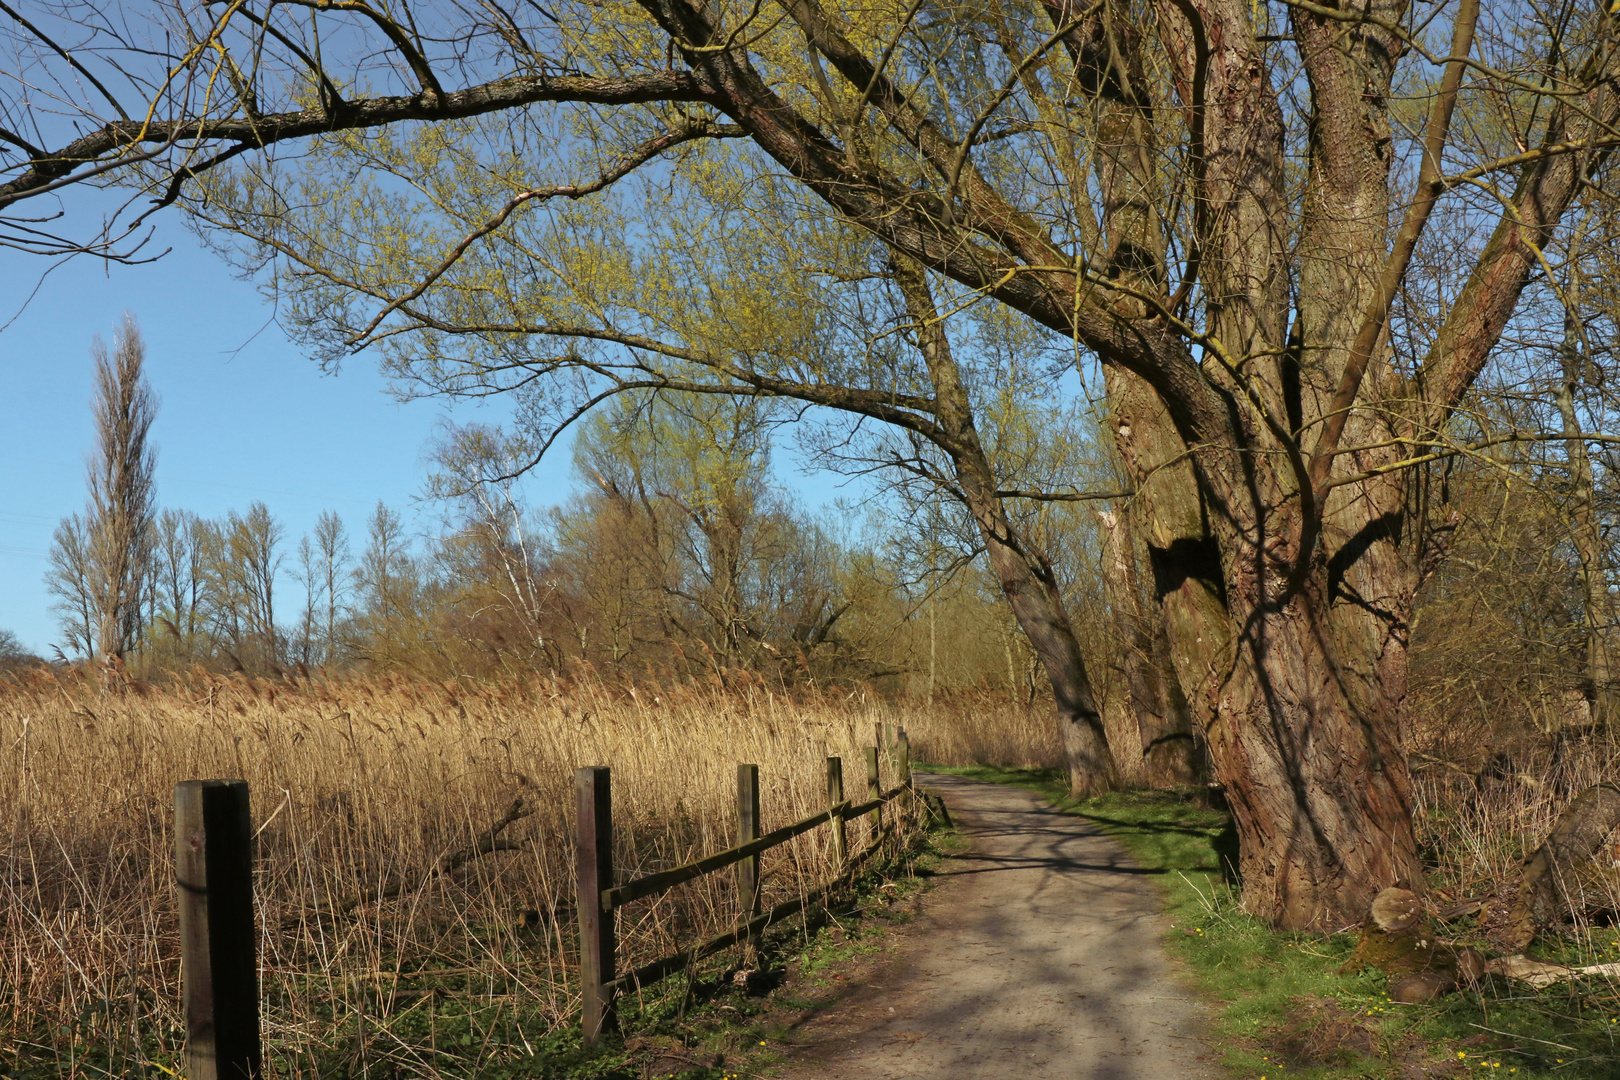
[46,315,157,663]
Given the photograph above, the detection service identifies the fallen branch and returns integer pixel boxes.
[1485,954,1620,989]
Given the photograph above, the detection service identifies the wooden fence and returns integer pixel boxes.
[576,726,926,1045]
[168,725,936,1076]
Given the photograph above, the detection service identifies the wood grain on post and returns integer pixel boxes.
[826,757,847,868]
[736,764,762,920]
[575,766,616,1046]
[174,779,261,1080]
[897,731,911,786]
[865,746,882,839]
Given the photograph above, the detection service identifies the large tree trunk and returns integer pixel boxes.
[1209,561,1424,927]
[1108,364,1424,926]
[1130,443,1426,924]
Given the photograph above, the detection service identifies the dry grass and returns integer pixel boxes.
[0,667,1056,1076]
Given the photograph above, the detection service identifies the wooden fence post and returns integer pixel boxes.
[826,757,847,868]
[897,730,911,786]
[865,746,882,839]
[736,764,761,919]
[575,766,616,1047]
[174,779,261,1080]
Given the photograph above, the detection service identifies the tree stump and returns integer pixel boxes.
[1346,887,1472,1000]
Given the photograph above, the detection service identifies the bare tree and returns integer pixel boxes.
[43,316,158,663]
[292,534,320,665]
[313,510,351,660]
[150,508,206,658]
[228,502,283,666]
[0,628,36,672]
[428,424,552,654]
[44,513,94,658]
[357,502,412,628]
[192,504,284,670]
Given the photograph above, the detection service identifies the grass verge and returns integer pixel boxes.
[921,764,1620,1080]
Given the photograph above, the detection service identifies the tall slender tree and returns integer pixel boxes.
[45,315,158,662]
[87,316,158,661]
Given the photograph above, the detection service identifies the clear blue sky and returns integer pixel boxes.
[0,208,853,658]
[0,213,579,656]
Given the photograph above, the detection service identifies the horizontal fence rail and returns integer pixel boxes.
[574,727,921,1046]
[601,801,854,911]
[604,817,901,997]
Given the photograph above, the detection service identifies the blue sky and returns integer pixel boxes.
[0,208,856,657]
[0,213,580,656]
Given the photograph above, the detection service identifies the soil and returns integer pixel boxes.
[767,772,1221,1079]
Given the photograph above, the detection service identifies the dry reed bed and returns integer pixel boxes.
[0,669,1058,1072]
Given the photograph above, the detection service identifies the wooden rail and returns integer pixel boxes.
[604,820,898,997]
[601,800,853,910]
[575,729,920,1046]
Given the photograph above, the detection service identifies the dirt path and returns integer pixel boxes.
[774,772,1221,1080]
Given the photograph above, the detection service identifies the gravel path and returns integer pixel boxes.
[774,772,1221,1080]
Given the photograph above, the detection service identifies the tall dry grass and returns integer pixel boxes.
[0,667,1058,1076]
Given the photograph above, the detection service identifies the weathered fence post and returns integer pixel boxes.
[865,746,882,839]
[897,729,911,786]
[736,764,762,919]
[174,779,261,1080]
[575,766,616,1047]
[826,757,847,868]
